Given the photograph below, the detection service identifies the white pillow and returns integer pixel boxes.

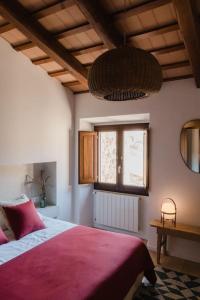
[0,194,29,230]
[0,194,29,206]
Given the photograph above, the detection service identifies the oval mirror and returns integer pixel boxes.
[180,120,200,173]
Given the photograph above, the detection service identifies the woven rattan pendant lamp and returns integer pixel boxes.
[88,46,163,101]
[88,0,162,101]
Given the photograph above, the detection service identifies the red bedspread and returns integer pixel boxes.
[0,226,156,300]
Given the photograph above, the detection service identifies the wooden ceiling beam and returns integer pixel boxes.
[0,22,14,33]
[48,69,70,77]
[74,0,123,49]
[114,0,172,20]
[163,74,193,82]
[128,22,179,39]
[13,40,34,51]
[32,57,53,65]
[71,43,106,56]
[162,60,190,70]
[149,42,185,55]
[33,0,75,19]
[173,0,200,87]
[55,22,91,39]
[62,80,80,87]
[0,1,88,85]
[74,90,89,94]
[32,56,91,66]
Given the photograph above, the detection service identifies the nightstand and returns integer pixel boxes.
[37,205,59,219]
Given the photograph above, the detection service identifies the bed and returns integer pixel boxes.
[0,215,156,300]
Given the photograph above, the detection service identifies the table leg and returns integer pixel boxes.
[163,234,167,256]
[157,230,162,265]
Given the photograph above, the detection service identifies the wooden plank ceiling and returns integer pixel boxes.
[0,0,199,94]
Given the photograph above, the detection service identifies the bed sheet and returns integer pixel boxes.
[0,215,76,265]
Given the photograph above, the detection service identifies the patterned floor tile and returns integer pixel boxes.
[134,267,200,300]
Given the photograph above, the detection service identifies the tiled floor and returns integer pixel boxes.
[150,250,200,277]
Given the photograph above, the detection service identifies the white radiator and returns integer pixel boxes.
[93,191,139,233]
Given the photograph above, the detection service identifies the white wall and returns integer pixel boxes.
[0,38,74,221]
[74,78,200,263]
[0,164,34,200]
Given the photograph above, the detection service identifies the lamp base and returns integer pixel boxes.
[161,215,176,227]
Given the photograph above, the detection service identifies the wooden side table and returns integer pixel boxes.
[150,219,200,264]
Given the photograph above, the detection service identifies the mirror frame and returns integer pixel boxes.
[180,119,200,174]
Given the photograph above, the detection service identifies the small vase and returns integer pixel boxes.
[39,194,46,208]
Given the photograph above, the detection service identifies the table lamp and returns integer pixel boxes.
[161,198,176,227]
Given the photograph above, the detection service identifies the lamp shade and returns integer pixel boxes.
[161,198,176,226]
[88,47,162,101]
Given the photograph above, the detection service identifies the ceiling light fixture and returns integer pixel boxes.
[88,47,162,101]
[88,0,162,101]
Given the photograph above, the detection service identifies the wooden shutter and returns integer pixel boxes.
[79,131,97,184]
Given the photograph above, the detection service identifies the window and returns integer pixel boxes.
[79,123,149,196]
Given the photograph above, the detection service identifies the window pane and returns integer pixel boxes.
[123,130,146,187]
[99,131,117,184]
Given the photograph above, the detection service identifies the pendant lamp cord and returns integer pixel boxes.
[123,0,129,46]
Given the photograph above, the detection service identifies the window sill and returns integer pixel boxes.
[94,183,149,196]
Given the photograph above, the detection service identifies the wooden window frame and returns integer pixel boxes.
[94,123,149,196]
